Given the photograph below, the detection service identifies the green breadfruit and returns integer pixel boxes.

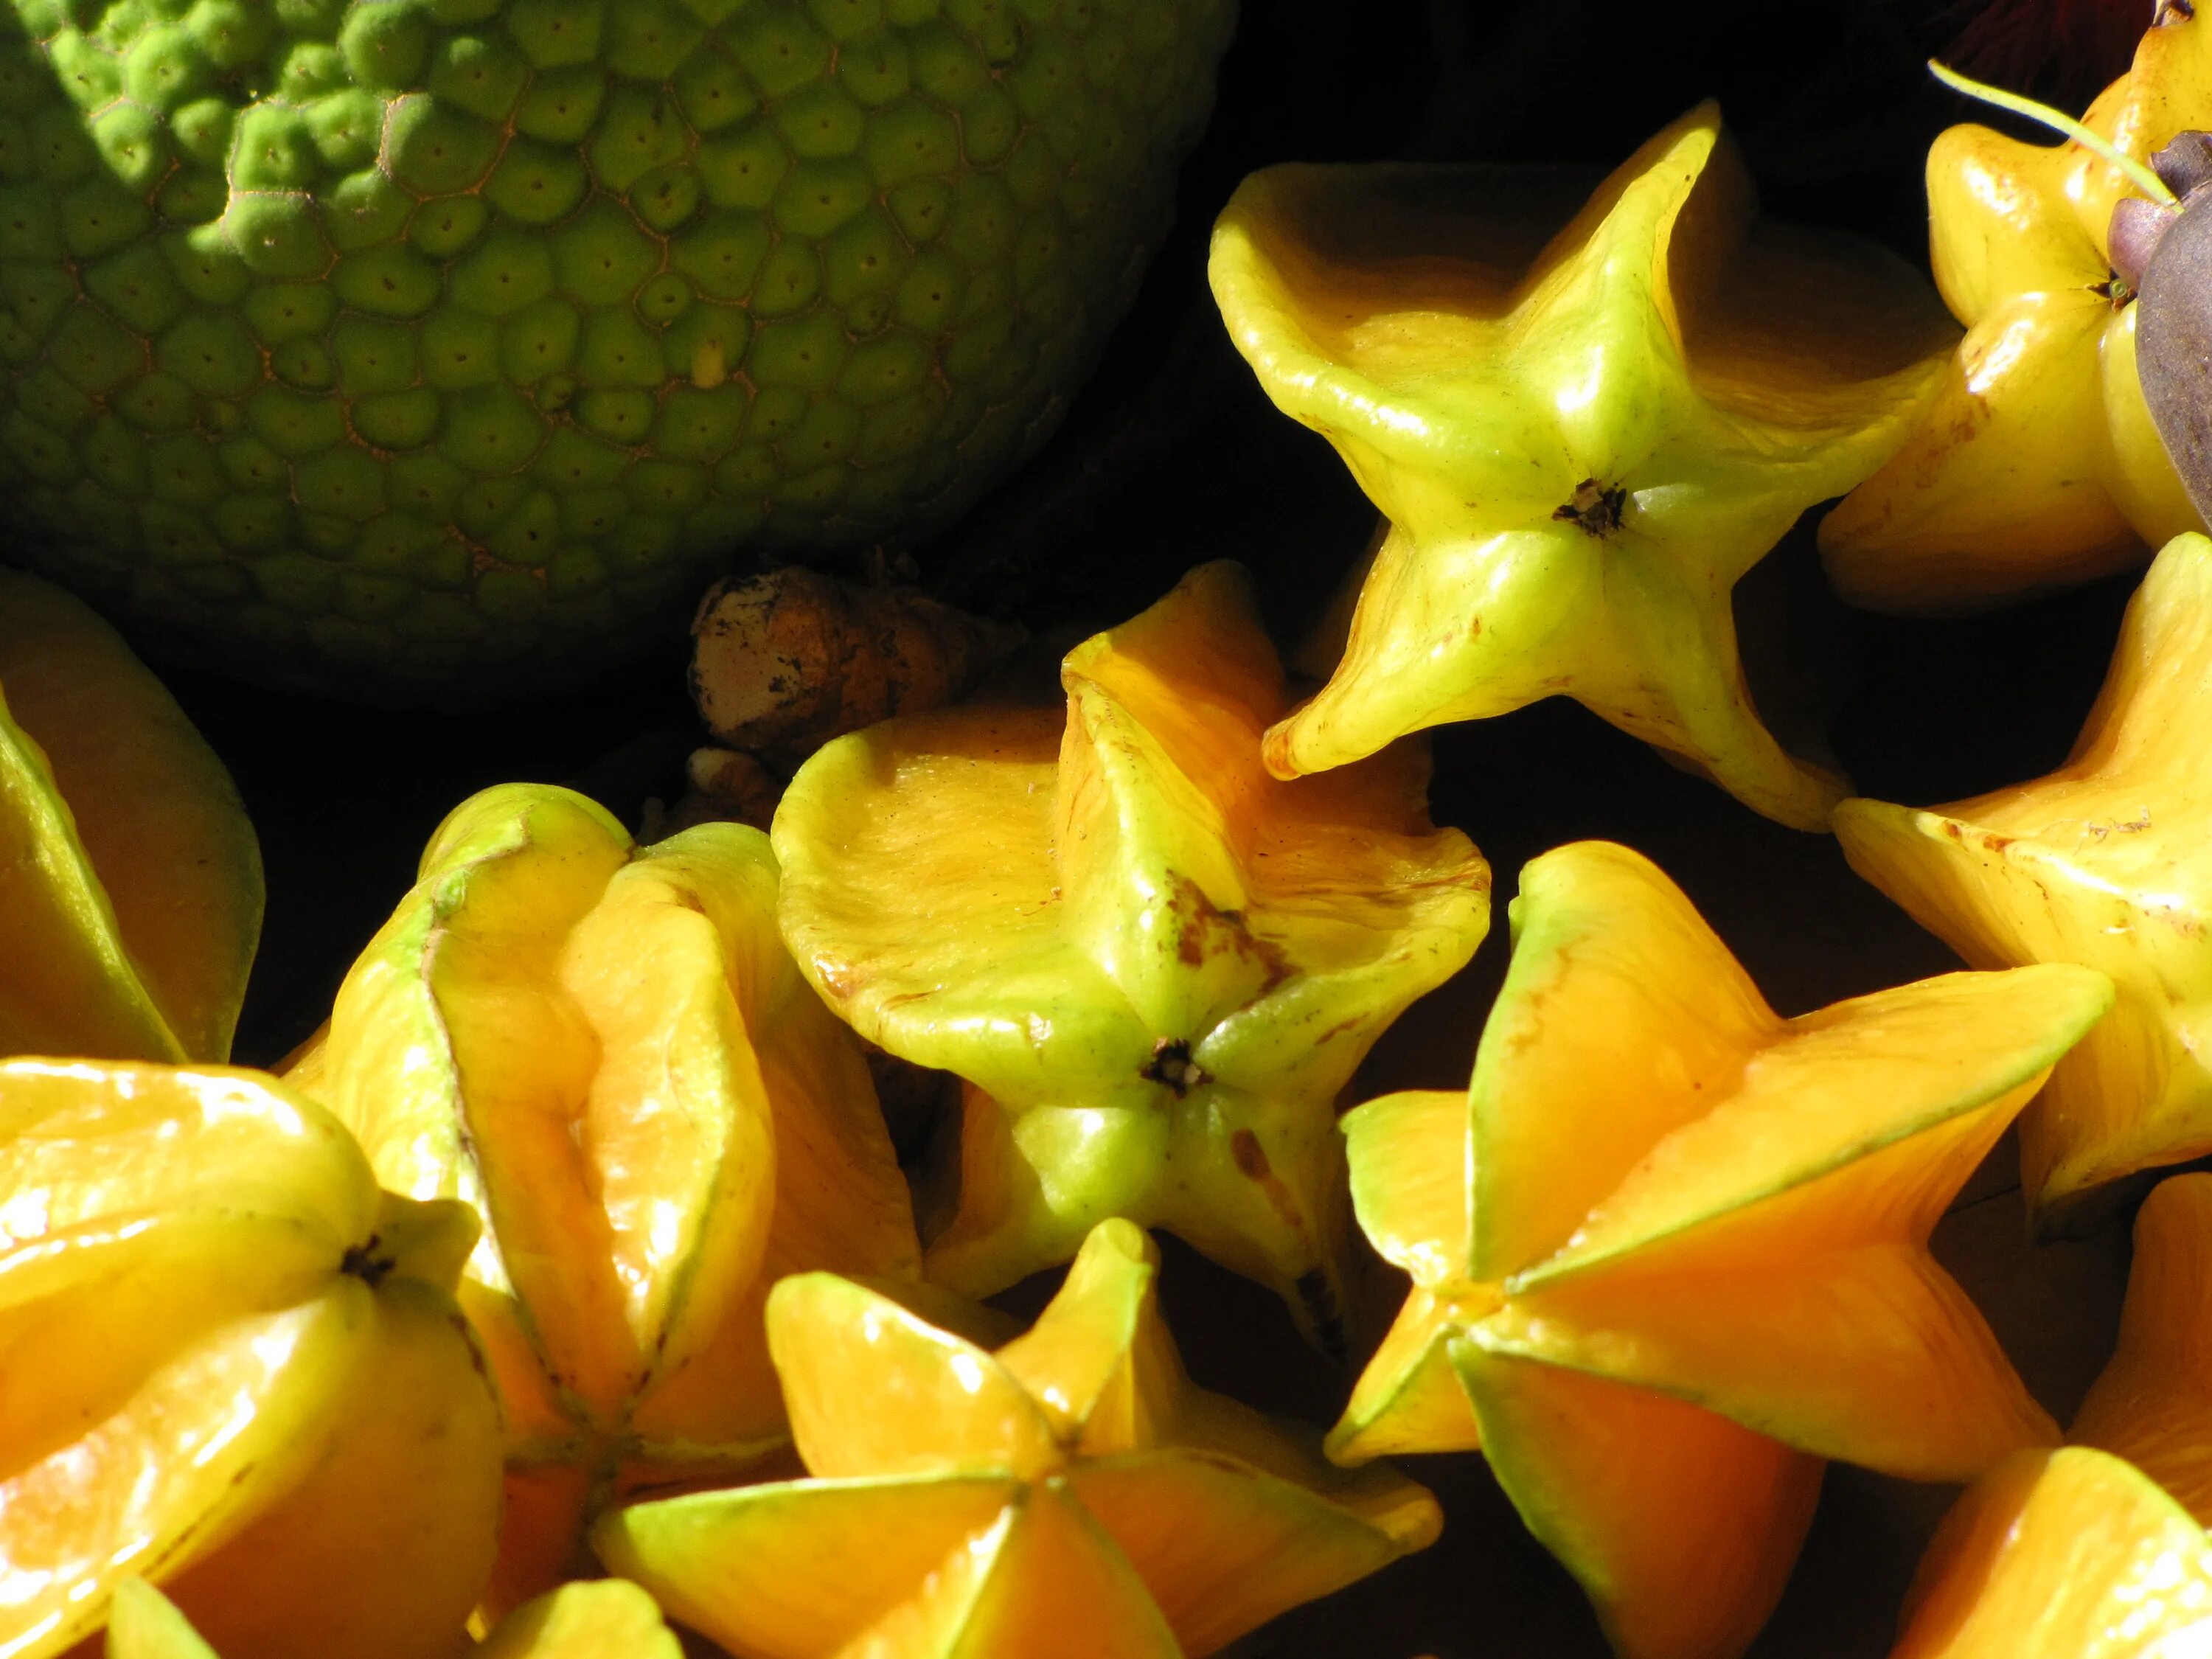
[0,0,1235,700]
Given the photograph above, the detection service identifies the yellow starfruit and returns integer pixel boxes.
[1891,1446,2212,1658]
[2072,1175,2212,1519]
[105,1578,682,1659]
[1329,841,2110,1659]
[1208,102,1954,829]
[1835,531,2212,1226]
[594,1219,1441,1659]
[286,785,919,1614]
[771,562,1492,1343]
[0,1058,501,1659]
[0,569,261,1062]
[1821,10,2212,609]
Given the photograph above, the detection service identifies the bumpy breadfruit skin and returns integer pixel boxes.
[0,0,1233,700]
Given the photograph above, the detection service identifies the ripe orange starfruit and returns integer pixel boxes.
[594,1218,1441,1659]
[0,569,261,1062]
[0,1058,501,1659]
[2071,1174,2212,1518]
[1328,841,2110,1659]
[286,784,919,1613]
[1835,531,2212,1227]
[1208,102,1954,829]
[104,1577,681,1659]
[1821,9,2212,610]
[1891,1445,2212,1658]
[771,561,1492,1343]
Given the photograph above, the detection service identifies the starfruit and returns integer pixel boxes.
[1821,8,2212,609]
[1208,102,1953,829]
[772,562,1491,1343]
[0,569,260,1062]
[1835,531,2212,1226]
[0,1058,501,1659]
[595,1219,1441,1659]
[1328,841,2110,1659]
[104,1578,682,1659]
[1891,1446,2212,1658]
[2071,1174,2212,1518]
[285,784,919,1613]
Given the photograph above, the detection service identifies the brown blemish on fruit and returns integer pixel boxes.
[1165,874,1294,992]
[341,1233,395,1289]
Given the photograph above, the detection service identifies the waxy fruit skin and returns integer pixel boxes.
[772,560,1492,1343]
[288,783,918,1613]
[0,1059,501,1659]
[1329,841,2109,1659]
[1835,532,2212,1228]
[1821,7,2211,611]
[1209,102,1953,829]
[0,568,260,1062]
[1891,1447,2212,1658]
[105,1577,682,1659]
[2071,1175,2212,1519]
[595,1218,1441,1659]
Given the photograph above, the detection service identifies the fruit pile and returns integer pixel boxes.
[13,2,2212,1658]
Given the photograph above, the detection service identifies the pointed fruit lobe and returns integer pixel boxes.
[597,1220,1439,1659]
[1330,841,2104,1659]
[1835,531,2212,1224]
[773,562,1490,1339]
[285,782,917,1612]
[1211,104,1952,827]
[1893,1446,2212,1658]
[1822,8,2212,611]
[2073,1174,2212,1519]
[0,571,261,1063]
[0,1060,499,1659]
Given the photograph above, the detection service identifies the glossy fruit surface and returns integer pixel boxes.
[2070,1174,2212,1519]
[1821,6,2212,611]
[0,0,1234,700]
[1330,841,2109,1659]
[1835,531,2212,1227]
[596,1218,1441,1659]
[1892,1446,2212,1658]
[1209,102,1952,828]
[773,560,1491,1343]
[0,1058,501,1659]
[285,781,918,1613]
[0,567,259,1062]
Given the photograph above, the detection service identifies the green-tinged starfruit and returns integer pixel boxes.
[0,568,260,1062]
[1821,8,2212,611]
[2071,1174,2212,1518]
[1328,841,2110,1659]
[105,1577,683,1659]
[1834,531,2212,1227]
[1892,1446,2212,1657]
[0,1058,502,1659]
[594,1218,1441,1659]
[1208,101,1953,829]
[771,560,1492,1344]
[283,784,919,1615]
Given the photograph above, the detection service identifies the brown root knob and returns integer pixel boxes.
[688,568,1027,763]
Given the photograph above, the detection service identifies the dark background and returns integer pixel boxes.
[156,4,2154,1654]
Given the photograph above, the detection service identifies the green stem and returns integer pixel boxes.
[1928,59,2179,206]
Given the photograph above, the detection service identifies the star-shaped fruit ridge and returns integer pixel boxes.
[1836,531,2212,1226]
[594,1220,1440,1659]
[1820,7,2211,610]
[1329,841,2110,1659]
[1209,102,1955,828]
[772,562,1492,1343]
